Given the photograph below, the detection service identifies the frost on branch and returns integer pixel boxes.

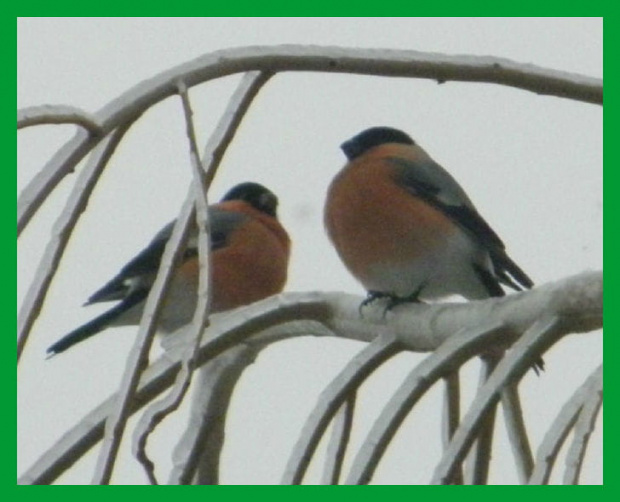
[18,45,601,485]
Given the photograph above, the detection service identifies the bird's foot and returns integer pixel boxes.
[359,285,426,319]
[359,291,391,316]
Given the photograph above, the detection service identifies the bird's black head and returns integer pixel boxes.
[341,127,415,161]
[221,182,279,217]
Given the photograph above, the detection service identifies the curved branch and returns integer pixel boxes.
[528,364,602,485]
[431,316,561,484]
[562,379,603,485]
[501,384,534,483]
[281,334,402,485]
[321,393,357,485]
[17,44,602,234]
[17,105,104,134]
[344,322,505,485]
[19,271,601,484]
[17,122,137,360]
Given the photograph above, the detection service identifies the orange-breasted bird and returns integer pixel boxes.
[47,182,290,356]
[324,126,533,310]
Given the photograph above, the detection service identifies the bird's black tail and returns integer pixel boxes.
[493,250,534,291]
[47,291,146,356]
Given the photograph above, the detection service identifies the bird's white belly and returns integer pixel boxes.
[365,230,491,300]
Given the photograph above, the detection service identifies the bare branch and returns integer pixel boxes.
[130,80,215,485]
[441,372,462,484]
[321,393,357,485]
[19,272,601,484]
[501,384,534,483]
[17,105,104,134]
[282,334,402,485]
[562,368,603,485]
[528,365,602,485]
[18,130,102,236]
[167,345,261,485]
[92,71,272,484]
[18,45,601,235]
[465,356,500,485]
[91,197,196,484]
[345,322,505,485]
[431,316,561,484]
[17,123,135,360]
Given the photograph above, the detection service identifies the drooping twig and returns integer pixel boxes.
[321,393,357,484]
[168,344,262,485]
[528,364,602,485]
[465,356,500,485]
[562,375,603,485]
[18,104,104,134]
[441,371,462,484]
[19,272,601,484]
[17,122,136,360]
[18,45,602,235]
[134,72,269,483]
[344,322,505,485]
[431,316,561,484]
[501,384,534,483]
[282,334,402,484]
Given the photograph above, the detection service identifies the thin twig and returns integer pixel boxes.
[168,344,261,485]
[17,122,136,361]
[528,364,602,485]
[18,45,602,235]
[321,393,357,484]
[562,368,603,485]
[282,334,402,485]
[90,197,196,484]
[441,371,462,484]
[18,273,601,485]
[465,356,500,485]
[501,383,534,483]
[18,104,104,134]
[131,79,215,485]
[431,316,561,484]
[345,322,505,485]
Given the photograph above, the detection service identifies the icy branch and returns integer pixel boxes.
[18,105,104,134]
[17,123,135,360]
[18,271,601,484]
[18,45,602,235]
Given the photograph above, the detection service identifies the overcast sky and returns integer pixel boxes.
[17,18,602,484]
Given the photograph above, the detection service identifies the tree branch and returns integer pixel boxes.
[431,316,561,484]
[17,122,136,360]
[528,364,602,485]
[18,105,104,134]
[18,271,601,484]
[18,45,601,235]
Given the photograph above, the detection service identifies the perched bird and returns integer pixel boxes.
[47,182,290,356]
[324,126,534,310]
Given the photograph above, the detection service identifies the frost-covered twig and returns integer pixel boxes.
[17,105,104,134]
[321,393,357,484]
[281,334,402,485]
[345,322,505,485]
[562,374,603,484]
[17,122,135,360]
[442,372,462,484]
[18,45,601,235]
[528,364,602,485]
[431,316,561,484]
[91,196,196,484]
[167,345,261,485]
[18,272,601,484]
[501,384,534,483]
[465,356,499,485]
[131,80,214,485]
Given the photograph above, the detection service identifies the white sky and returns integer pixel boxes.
[17,18,602,485]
